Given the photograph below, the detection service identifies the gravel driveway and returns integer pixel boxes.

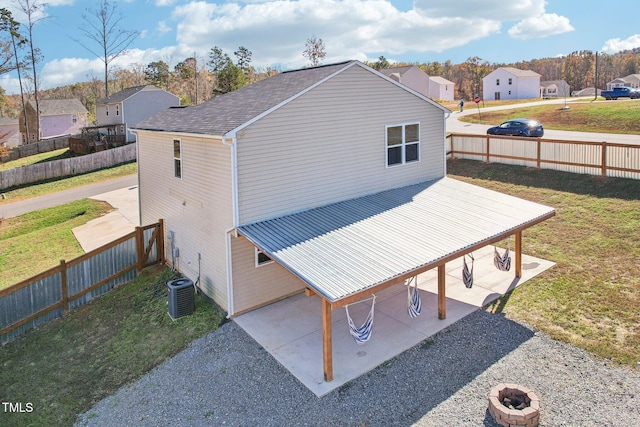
[75,309,639,426]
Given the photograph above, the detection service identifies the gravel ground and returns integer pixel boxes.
[75,309,639,426]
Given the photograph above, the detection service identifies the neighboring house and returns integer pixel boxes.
[482,67,541,101]
[0,117,21,148]
[379,65,430,98]
[541,80,570,99]
[429,76,455,101]
[19,99,89,143]
[572,87,601,97]
[605,74,640,90]
[132,60,555,382]
[96,85,180,143]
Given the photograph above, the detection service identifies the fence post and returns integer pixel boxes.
[537,138,542,169]
[158,219,166,265]
[486,135,490,163]
[60,259,69,314]
[601,141,607,176]
[136,226,144,273]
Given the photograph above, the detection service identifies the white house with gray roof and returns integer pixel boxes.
[482,67,541,101]
[96,85,180,143]
[132,60,555,383]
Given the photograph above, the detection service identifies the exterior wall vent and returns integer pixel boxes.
[168,278,194,320]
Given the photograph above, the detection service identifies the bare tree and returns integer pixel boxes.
[303,35,326,67]
[1,7,29,138]
[15,0,44,141]
[74,0,139,97]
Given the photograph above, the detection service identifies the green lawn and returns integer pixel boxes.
[0,199,113,289]
[447,160,640,367]
[0,265,225,427]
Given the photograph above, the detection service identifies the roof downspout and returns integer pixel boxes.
[443,111,451,174]
[222,136,239,317]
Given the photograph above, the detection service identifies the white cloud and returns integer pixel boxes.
[602,34,640,54]
[170,0,503,69]
[508,13,574,40]
[157,20,172,34]
[414,0,545,20]
[155,0,177,6]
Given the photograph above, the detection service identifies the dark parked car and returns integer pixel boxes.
[486,118,544,137]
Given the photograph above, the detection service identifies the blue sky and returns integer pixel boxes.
[0,0,638,95]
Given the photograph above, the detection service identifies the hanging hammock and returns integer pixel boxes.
[345,295,376,345]
[494,245,511,272]
[406,276,421,318]
[462,253,474,288]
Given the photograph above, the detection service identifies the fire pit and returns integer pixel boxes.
[488,383,540,427]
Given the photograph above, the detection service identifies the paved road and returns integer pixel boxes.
[447,98,640,145]
[0,174,138,219]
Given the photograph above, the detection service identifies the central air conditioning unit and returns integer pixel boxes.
[167,278,194,320]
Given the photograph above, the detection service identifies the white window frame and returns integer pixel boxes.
[255,247,273,267]
[385,122,420,167]
[173,138,182,179]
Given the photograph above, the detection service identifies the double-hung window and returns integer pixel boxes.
[173,139,182,178]
[386,123,420,167]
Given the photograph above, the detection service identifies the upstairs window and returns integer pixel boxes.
[386,123,420,167]
[116,105,120,116]
[508,78,512,85]
[106,105,109,116]
[173,139,182,178]
[496,79,500,86]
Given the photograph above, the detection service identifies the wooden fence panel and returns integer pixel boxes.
[448,134,640,179]
[0,221,163,345]
[0,143,136,190]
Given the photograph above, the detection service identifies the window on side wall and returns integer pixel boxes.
[255,248,273,267]
[173,139,182,178]
[386,123,420,167]
[496,79,500,86]
[508,78,512,85]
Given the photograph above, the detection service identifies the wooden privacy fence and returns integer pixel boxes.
[0,143,136,190]
[0,221,165,345]
[0,136,69,163]
[447,133,640,180]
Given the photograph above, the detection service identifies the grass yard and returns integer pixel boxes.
[459,100,640,134]
[447,159,640,367]
[0,265,225,427]
[0,199,114,289]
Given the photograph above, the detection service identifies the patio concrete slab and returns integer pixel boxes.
[234,245,554,397]
[72,185,140,252]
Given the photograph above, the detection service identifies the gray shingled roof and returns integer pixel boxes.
[97,85,161,105]
[132,61,360,136]
[29,99,88,116]
[379,65,415,77]
[238,177,555,302]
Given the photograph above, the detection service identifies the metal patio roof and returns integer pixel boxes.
[237,177,555,303]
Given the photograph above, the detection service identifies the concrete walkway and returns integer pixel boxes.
[72,185,140,252]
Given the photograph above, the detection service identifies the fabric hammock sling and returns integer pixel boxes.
[345,295,376,345]
[462,253,474,288]
[406,276,422,318]
[494,245,511,272]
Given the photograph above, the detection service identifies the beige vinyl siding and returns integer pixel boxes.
[137,130,233,310]
[235,65,445,224]
[230,235,305,315]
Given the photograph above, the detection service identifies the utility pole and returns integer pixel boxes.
[594,51,598,101]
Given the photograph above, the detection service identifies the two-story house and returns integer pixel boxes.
[133,60,555,384]
[482,67,541,101]
[96,85,180,143]
[19,99,89,143]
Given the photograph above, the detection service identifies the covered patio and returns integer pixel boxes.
[236,177,555,395]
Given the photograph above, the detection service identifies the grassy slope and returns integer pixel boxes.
[447,160,640,366]
[0,199,113,289]
[0,265,225,427]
